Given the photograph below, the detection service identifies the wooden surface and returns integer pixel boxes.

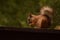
[0,26,59,33]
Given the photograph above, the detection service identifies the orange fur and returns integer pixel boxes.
[27,6,53,29]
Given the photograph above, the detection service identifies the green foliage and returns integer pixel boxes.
[0,0,59,28]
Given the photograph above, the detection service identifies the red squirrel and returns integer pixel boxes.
[27,6,53,29]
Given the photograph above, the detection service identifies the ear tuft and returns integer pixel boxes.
[28,13,33,18]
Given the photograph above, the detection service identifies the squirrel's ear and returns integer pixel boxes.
[28,12,35,18]
[28,13,32,17]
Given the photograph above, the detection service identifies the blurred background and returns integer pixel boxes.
[0,0,60,29]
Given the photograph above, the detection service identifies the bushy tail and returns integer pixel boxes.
[40,6,53,15]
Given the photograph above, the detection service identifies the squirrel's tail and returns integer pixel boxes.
[40,6,53,15]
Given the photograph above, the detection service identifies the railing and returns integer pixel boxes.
[0,26,60,33]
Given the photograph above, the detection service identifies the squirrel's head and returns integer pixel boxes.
[27,13,37,26]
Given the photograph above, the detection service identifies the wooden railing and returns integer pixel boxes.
[0,26,59,33]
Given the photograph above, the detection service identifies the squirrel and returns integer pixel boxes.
[27,6,53,29]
